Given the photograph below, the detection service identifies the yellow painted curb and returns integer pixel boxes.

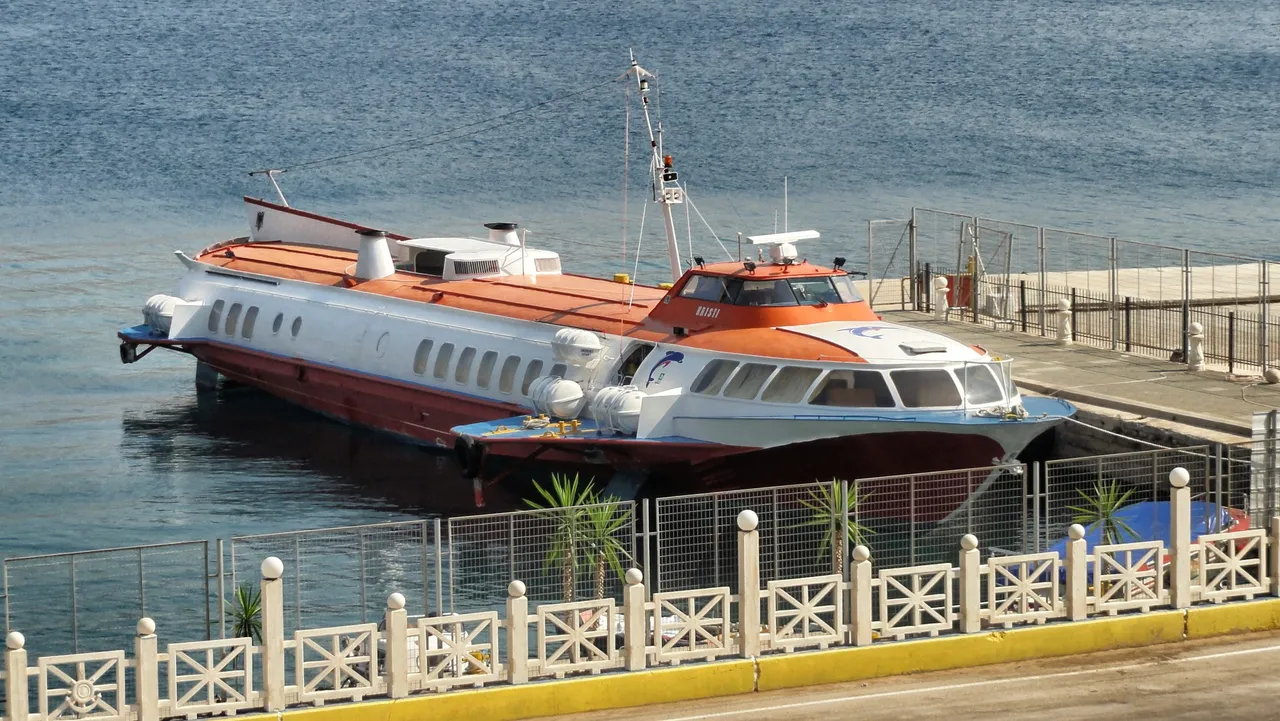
[756,610,1185,691]
[273,598,1280,721]
[1186,597,1280,639]
[282,659,756,721]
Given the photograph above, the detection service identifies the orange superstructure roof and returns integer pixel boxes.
[197,241,673,340]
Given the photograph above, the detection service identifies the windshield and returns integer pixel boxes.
[679,273,864,307]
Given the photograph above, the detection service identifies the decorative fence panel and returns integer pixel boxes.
[533,599,617,678]
[651,588,734,664]
[766,575,843,651]
[413,612,501,691]
[167,637,256,716]
[37,650,127,721]
[877,563,954,640]
[1197,529,1268,602]
[1093,541,1165,613]
[985,552,1060,627]
[293,622,380,704]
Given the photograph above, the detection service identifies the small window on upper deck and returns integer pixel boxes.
[760,366,821,403]
[809,370,895,408]
[207,300,225,333]
[476,351,498,389]
[890,369,962,408]
[434,343,454,380]
[225,303,243,336]
[679,275,737,303]
[691,359,739,395]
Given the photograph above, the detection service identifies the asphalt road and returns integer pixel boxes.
[548,631,1280,721]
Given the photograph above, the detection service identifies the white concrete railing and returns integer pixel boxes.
[3,468,1279,721]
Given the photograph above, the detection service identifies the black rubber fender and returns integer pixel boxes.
[454,438,484,479]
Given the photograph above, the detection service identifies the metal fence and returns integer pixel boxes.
[1,541,211,659]
[888,207,1280,371]
[229,520,445,636]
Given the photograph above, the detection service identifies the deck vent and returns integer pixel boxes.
[354,228,395,281]
[484,222,520,247]
[899,341,947,355]
[451,259,502,276]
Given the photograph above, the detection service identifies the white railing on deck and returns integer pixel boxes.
[5,469,1280,721]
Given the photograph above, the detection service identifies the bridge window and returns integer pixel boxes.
[207,300,225,333]
[809,370,895,408]
[958,365,1004,405]
[521,360,544,395]
[413,340,434,375]
[722,363,776,400]
[477,351,498,389]
[679,274,737,303]
[224,303,243,335]
[733,279,797,307]
[241,306,259,339]
[890,369,962,408]
[691,359,739,395]
[760,366,821,403]
[434,343,454,380]
[789,278,842,306]
[832,274,862,302]
[499,355,521,393]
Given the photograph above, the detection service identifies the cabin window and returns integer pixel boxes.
[434,343,455,380]
[760,366,822,403]
[290,316,302,339]
[272,312,284,335]
[832,274,862,302]
[890,369,962,408]
[521,360,544,395]
[477,351,498,389]
[722,363,776,400]
[789,278,843,306]
[225,303,243,335]
[413,340,434,375]
[455,347,476,384]
[679,274,737,303]
[498,355,521,393]
[733,279,797,307]
[207,300,225,333]
[958,365,1004,405]
[550,363,568,378]
[242,307,259,339]
[691,359,739,395]
[809,370,895,408]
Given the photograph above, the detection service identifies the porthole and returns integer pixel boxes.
[291,316,302,338]
[413,339,434,375]
[272,313,284,334]
[433,343,454,379]
[476,351,498,390]
[241,307,259,339]
[498,355,521,394]
[455,347,477,384]
[521,360,544,395]
[224,303,243,336]
[207,300,225,333]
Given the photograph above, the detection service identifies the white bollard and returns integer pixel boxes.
[505,580,529,684]
[736,510,761,658]
[260,557,286,713]
[932,276,950,320]
[958,535,981,633]
[1169,468,1192,609]
[135,618,160,721]
[849,545,873,646]
[1187,322,1205,371]
[1056,298,1073,345]
[1065,524,1088,621]
[623,568,646,671]
[4,631,29,721]
[384,593,408,699]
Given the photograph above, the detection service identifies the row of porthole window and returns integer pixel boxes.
[411,338,566,396]
[207,299,302,340]
[691,359,1007,409]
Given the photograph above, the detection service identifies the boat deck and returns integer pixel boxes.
[198,241,670,338]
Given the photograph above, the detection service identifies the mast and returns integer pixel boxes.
[622,53,684,284]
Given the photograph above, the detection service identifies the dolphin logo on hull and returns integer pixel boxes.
[645,350,685,387]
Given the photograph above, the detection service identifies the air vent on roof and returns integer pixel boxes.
[899,341,947,355]
[451,259,502,276]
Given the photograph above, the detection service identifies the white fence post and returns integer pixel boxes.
[260,557,286,713]
[505,580,528,685]
[4,631,28,721]
[135,618,160,721]
[737,510,761,658]
[1271,517,1280,597]
[958,534,981,633]
[1057,298,1073,345]
[1187,322,1206,371]
[1066,524,1088,621]
[849,545,873,646]
[623,569,646,671]
[384,593,408,699]
[1169,468,1192,609]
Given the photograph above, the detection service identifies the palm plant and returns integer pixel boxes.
[526,473,596,602]
[1068,479,1138,545]
[582,499,633,599]
[799,481,873,575]
[225,582,263,642]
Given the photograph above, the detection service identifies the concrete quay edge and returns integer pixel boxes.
[1015,378,1253,437]
[264,598,1280,721]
